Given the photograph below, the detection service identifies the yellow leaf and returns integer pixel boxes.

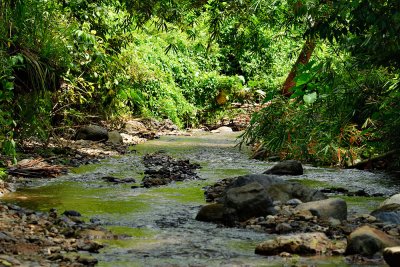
[216,91,227,105]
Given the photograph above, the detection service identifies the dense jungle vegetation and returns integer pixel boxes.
[0,0,399,168]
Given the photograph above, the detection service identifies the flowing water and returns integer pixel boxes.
[3,132,399,266]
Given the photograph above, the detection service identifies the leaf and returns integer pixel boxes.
[290,87,305,99]
[237,75,246,84]
[303,92,317,105]
[295,73,311,86]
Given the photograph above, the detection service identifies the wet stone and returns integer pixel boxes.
[383,247,400,267]
[63,210,82,217]
[141,152,201,188]
[102,176,136,184]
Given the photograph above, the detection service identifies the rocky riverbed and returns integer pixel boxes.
[0,202,111,266]
[0,118,190,266]
[196,161,400,265]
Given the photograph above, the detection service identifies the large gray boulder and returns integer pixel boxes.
[295,198,347,221]
[197,174,326,225]
[195,203,226,222]
[223,182,275,222]
[196,182,275,225]
[225,174,326,203]
[345,226,400,256]
[264,160,303,176]
[75,125,108,141]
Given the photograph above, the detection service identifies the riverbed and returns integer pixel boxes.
[3,132,398,266]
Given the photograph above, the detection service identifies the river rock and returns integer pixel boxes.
[370,194,400,224]
[223,182,275,222]
[197,174,326,225]
[211,126,233,133]
[380,194,400,208]
[224,174,326,203]
[0,180,13,196]
[102,176,136,184]
[195,203,226,222]
[75,125,108,141]
[295,198,347,221]
[268,182,326,203]
[255,232,339,256]
[124,120,147,133]
[383,246,400,267]
[371,203,400,225]
[63,210,82,217]
[142,152,201,188]
[160,119,179,131]
[263,160,303,176]
[107,130,123,144]
[345,225,400,256]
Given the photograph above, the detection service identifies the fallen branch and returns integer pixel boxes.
[347,150,399,170]
[7,158,67,178]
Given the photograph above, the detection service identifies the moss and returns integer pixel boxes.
[148,181,206,204]
[106,226,158,238]
[288,178,331,189]
[5,181,151,216]
[342,195,385,213]
[71,164,102,174]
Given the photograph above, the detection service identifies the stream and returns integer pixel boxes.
[3,132,400,266]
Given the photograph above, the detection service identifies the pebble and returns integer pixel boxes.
[286,198,303,206]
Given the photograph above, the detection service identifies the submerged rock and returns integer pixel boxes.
[255,232,342,256]
[295,198,347,221]
[263,160,303,176]
[345,225,400,256]
[75,125,108,141]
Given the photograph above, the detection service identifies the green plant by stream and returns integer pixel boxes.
[1,0,399,169]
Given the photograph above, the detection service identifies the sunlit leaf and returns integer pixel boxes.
[303,92,317,104]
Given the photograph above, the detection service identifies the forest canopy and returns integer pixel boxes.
[0,0,399,167]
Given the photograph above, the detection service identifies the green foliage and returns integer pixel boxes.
[0,0,399,169]
[242,42,400,166]
[0,167,7,179]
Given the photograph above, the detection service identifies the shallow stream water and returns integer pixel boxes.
[3,132,400,266]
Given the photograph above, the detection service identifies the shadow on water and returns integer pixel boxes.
[2,132,394,266]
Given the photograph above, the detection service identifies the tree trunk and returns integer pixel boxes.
[282,38,316,96]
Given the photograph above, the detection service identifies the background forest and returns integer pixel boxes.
[0,0,399,169]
